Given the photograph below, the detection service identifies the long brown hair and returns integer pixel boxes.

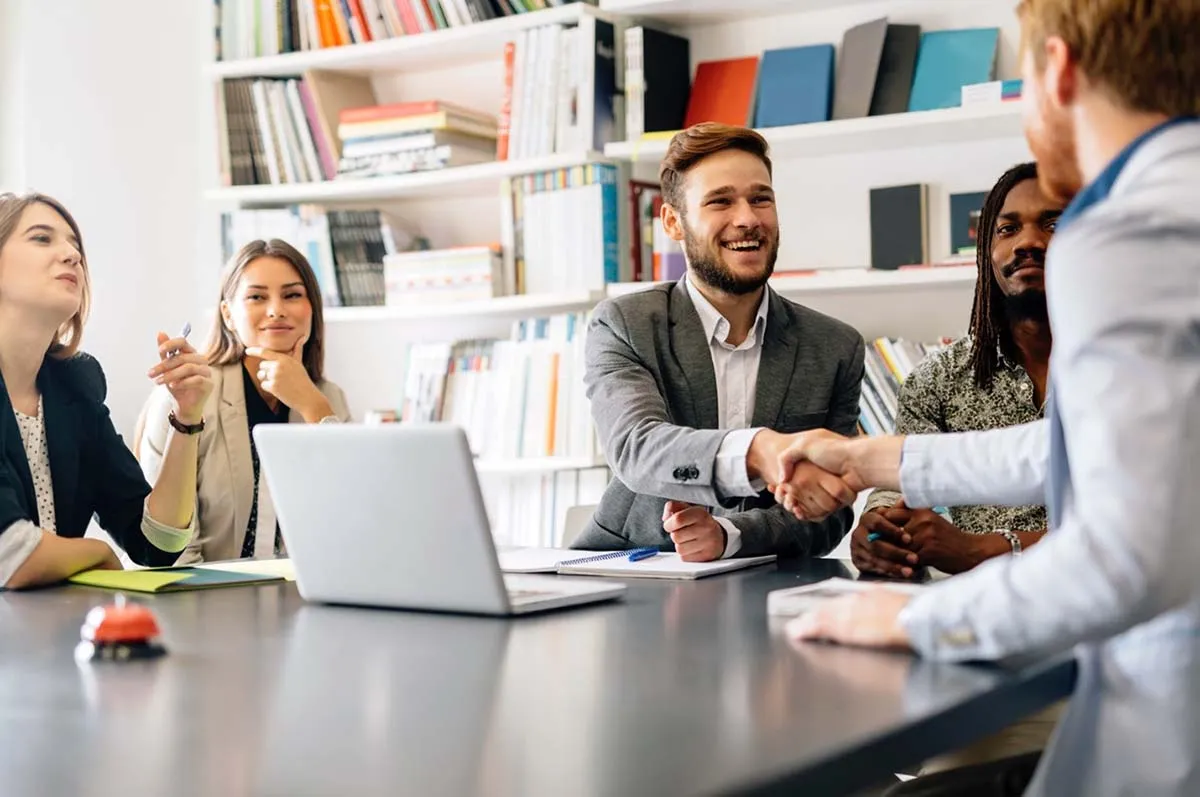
[206,239,326,383]
[0,191,91,359]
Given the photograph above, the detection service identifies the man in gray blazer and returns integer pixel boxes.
[777,1,1200,795]
[572,123,865,561]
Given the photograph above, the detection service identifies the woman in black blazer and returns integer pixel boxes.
[0,192,213,589]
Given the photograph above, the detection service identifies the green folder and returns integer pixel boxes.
[67,566,285,593]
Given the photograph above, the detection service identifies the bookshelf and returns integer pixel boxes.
[606,265,976,298]
[207,3,618,78]
[323,290,602,323]
[599,0,872,22]
[204,0,1028,547]
[604,104,1023,162]
[207,151,612,206]
[474,455,607,475]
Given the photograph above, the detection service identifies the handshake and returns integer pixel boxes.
[747,429,904,521]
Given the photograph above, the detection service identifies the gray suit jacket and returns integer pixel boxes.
[572,279,865,557]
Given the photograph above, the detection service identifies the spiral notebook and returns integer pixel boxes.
[497,547,777,580]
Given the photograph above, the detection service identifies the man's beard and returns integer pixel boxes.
[681,217,778,296]
[1025,92,1084,205]
[1003,288,1048,322]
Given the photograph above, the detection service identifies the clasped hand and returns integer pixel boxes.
[761,429,864,521]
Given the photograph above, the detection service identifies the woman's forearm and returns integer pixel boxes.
[145,426,200,528]
[6,532,119,589]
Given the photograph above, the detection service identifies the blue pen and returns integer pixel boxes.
[867,532,882,543]
[167,322,191,359]
[628,547,659,562]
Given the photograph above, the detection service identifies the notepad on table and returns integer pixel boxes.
[767,577,926,616]
[67,565,286,593]
[496,547,776,580]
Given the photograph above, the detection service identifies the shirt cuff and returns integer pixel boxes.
[0,520,44,588]
[715,427,766,498]
[141,502,195,554]
[898,578,981,661]
[714,516,742,558]
[898,434,939,509]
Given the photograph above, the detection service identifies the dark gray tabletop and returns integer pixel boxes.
[0,559,1074,797]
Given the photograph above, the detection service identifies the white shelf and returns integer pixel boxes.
[324,291,602,323]
[604,104,1024,162]
[599,0,872,23]
[207,4,613,79]
[205,151,610,207]
[605,266,977,298]
[474,456,608,475]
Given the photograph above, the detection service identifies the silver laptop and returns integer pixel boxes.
[252,423,626,615]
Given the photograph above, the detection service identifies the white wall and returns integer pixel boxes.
[12,0,213,438]
[0,0,26,188]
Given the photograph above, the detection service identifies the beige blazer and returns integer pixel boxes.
[136,362,351,563]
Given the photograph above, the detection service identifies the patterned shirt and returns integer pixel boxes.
[865,335,1048,533]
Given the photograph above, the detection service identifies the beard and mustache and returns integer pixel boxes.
[999,249,1049,322]
[679,216,779,295]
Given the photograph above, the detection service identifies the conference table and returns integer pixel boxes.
[0,558,1075,797]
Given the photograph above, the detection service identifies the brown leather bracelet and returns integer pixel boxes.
[168,411,205,435]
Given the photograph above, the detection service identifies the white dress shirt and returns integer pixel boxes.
[684,277,769,558]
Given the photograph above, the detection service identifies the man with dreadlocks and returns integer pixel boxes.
[852,162,1062,582]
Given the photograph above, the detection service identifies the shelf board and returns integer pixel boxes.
[205,151,610,206]
[605,266,977,298]
[207,4,612,79]
[474,456,608,475]
[599,0,874,23]
[324,291,602,322]
[604,104,1024,162]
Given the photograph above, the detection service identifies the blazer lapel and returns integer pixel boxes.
[752,289,799,428]
[218,363,255,551]
[39,368,80,532]
[668,279,719,429]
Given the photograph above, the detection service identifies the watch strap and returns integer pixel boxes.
[996,528,1022,556]
[168,411,205,435]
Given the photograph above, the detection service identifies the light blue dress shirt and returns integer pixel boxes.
[896,119,1200,796]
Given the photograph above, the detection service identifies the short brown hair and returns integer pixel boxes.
[206,239,326,383]
[0,192,91,359]
[659,123,773,211]
[1017,0,1200,117]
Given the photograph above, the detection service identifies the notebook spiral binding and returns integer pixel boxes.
[557,547,656,567]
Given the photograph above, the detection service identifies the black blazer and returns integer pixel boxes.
[0,353,179,567]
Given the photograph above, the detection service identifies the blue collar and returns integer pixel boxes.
[1057,116,1198,231]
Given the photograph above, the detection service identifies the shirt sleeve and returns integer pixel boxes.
[0,520,44,588]
[713,428,766,499]
[140,500,194,554]
[714,516,742,558]
[899,208,1200,661]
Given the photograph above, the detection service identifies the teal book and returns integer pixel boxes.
[753,44,835,128]
[907,28,1000,112]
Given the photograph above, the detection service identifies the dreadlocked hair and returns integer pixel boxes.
[967,161,1040,391]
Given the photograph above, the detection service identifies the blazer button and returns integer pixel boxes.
[687,466,700,480]
[673,467,687,480]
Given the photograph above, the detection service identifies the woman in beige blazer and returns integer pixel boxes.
[136,239,351,563]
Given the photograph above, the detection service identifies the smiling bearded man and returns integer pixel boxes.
[570,122,865,563]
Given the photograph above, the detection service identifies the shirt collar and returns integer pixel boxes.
[1057,116,1198,231]
[684,276,770,347]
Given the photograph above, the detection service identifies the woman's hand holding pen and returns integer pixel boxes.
[147,324,214,424]
[245,337,332,423]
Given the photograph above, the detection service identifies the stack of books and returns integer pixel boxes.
[335,100,499,179]
[383,244,511,307]
[858,337,950,436]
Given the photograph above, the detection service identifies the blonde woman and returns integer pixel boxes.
[137,239,350,563]
[0,192,206,588]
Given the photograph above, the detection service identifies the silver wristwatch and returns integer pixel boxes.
[996,528,1022,556]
